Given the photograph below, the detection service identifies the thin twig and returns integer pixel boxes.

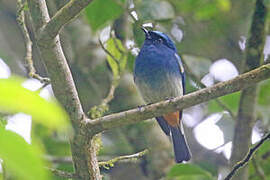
[98,149,148,169]
[35,83,50,92]
[88,37,122,118]
[40,0,93,41]
[224,132,270,180]
[98,38,122,105]
[46,167,77,179]
[97,34,127,106]
[16,0,50,85]
[102,79,118,106]
[181,58,236,120]
[46,150,147,166]
[98,38,120,66]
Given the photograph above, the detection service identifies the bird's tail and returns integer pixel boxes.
[169,125,191,163]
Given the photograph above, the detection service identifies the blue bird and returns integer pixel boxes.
[134,27,191,163]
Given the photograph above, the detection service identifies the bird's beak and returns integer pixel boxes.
[141,27,150,39]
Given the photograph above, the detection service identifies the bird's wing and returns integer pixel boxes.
[156,117,170,135]
[174,53,185,95]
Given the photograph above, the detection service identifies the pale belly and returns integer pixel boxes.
[135,70,183,104]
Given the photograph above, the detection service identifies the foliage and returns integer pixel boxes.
[105,37,127,79]
[0,128,49,180]
[0,77,69,130]
[167,164,215,180]
[84,0,125,31]
[208,92,241,114]
[170,0,231,20]
[0,77,69,179]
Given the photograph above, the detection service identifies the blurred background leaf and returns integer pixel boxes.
[167,164,215,180]
[208,92,241,114]
[0,128,49,180]
[84,0,125,31]
[258,79,270,106]
[106,37,127,78]
[0,77,69,130]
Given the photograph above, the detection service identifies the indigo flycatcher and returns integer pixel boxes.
[134,27,191,163]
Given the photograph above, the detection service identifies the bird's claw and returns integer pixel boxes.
[165,97,175,103]
[138,105,145,111]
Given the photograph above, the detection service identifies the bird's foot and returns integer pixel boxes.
[137,105,146,111]
[165,97,175,103]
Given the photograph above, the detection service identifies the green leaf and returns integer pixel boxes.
[257,79,270,124]
[216,0,231,11]
[167,164,214,180]
[0,77,69,130]
[208,92,240,114]
[170,0,231,20]
[0,121,6,129]
[258,79,270,105]
[256,140,270,156]
[84,0,124,31]
[133,22,146,47]
[186,76,199,93]
[194,3,219,20]
[0,128,49,180]
[0,115,7,128]
[106,38,127,78]
[126,52,136,72]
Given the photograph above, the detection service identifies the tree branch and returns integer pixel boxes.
[99,149,148,169]
[182,59,236,120]
[46,149,148,167]
[26,0,99,179]
[16,0,50,84]
[46,150,148,179]
[40,0,93,41]
[224,132,270,180]
[84,63,270,134]
[231,1,267,179]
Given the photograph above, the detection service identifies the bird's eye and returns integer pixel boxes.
[157,38,163,43]
[153,38,163,44]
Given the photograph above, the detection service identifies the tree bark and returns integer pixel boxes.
[231,0,267,179]
[26,0,100,179]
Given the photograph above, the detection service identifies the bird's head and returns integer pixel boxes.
[141,27,177,52]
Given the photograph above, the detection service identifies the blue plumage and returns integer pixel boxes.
[134,28,191,163]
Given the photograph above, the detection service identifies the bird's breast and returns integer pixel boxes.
[134,45,183,103]
[134,61,183,104]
